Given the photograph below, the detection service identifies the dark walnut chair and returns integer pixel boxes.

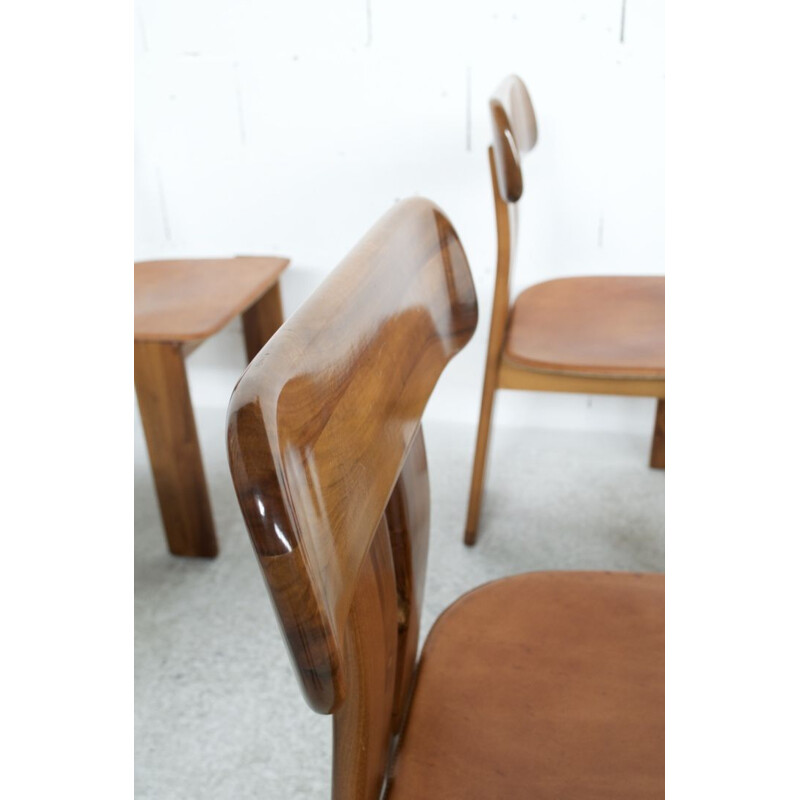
[227,198,664,800]
[464,74,665,546]
[135,255,288,557]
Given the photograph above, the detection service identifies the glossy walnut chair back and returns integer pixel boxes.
[489,73,538,203]
[484,75,537,361]
[227,198,478,799]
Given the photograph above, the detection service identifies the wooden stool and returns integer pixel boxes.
[135,256,289,557]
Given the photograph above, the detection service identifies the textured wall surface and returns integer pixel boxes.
[135,0,664,431]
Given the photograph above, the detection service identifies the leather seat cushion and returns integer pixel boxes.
[387,571,664,800]
[504,276,665,378]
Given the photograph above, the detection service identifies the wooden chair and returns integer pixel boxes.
[135,255,288,557]
[227,198,664,799]
[464,75,665,546]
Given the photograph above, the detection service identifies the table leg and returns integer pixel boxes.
[649,398,665,470]
[135,340,217,557]
[242,281,284,364]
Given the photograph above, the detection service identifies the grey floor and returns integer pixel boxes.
[135,410,664,799]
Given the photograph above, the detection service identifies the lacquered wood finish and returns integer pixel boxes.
[242,282,284,363]
[650,399,665,469]
[464,149,516,544]
[134,340,216,557]
[384,432,430,730]
[465,75,665,545]
[227,200,663,799]
[489,75,537,203]
[135,256,288,557]
[498,362,666,398]
[135,256,289,341]
[227,198,477,793]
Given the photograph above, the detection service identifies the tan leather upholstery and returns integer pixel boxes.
[504,276,665,378]
[388,571,664,800]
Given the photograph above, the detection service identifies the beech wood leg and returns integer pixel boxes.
[649,398,665,470]
[135,340,217,557]
[464,377,499,546]
[242,281,284,364]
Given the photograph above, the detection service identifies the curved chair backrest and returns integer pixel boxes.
[227,197,478,799]
[483,75,537,373]
[489,74,538,203]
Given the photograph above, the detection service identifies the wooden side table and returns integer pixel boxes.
[135,256,290,557]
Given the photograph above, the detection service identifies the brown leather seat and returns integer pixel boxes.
[504,276,665,378]
[388,571,664,800]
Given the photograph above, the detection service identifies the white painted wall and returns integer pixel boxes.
[135,0,664,433]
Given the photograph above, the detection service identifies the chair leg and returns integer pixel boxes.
[464,378,499,546]
[649,398,665,470]
[135,341,218,557]
[242,281,284,364]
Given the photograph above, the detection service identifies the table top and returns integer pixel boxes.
[135,256,289,342]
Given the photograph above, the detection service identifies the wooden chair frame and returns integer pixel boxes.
[227,198,477,798]
[227,197,663,799]
[464,75,665,546]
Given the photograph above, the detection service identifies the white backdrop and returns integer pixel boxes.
[135,0,664,432]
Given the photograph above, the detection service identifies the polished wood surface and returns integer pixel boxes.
[504,276,665,378]
[242,282,284,363]
[650,399,666,469]
[227,199,663,799]
[227,196,477,710]
[228,198,476,799]
[489,74,537,203]
[465,74,665,545]
[388,572,664,800]
[135,256,289,342]
[135,255,288,557]
[135,340,216,557]
[498,362,665,398]
[464,150,516,544]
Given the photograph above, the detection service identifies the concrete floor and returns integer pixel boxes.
[135,410,664,799]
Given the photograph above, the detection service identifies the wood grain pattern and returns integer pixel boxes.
[489,74,537,203]
[465,74,666,544]
[384,431,430,730]
[227,198,663,799]
[498,362,666,398]
[464,149,517,545]
[135,256,289,342]
[242,281,284,363]
[135,255,288,557]
[650,399,665,469]
[227,198,477,726]
[134,340,217,557]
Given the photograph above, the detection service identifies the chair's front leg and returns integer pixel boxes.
[242,281,284,364]
[464,372,499,546]
[650,398,665,470]
[135,340,217,557]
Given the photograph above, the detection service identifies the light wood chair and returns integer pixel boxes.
[464,75,666,546]
[135,255,288,557]
[227,198,664,799]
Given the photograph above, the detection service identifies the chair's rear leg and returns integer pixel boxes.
[464,370,499,546]
[649,398,665,470]
[242,281,284,364]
